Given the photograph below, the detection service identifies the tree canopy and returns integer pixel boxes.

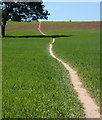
[1,2,50,36]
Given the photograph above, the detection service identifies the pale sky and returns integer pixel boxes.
[42,2,100,21]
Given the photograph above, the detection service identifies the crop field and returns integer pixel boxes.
[41,22,100,105]
[5,21,40,36]
[2,22,85,118]
[2,21,100,118]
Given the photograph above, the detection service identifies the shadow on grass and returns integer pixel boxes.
[4,35,72,38]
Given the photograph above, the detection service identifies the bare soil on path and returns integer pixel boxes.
[38,22,100,118]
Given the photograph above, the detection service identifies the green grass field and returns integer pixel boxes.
[2,21,100,118]
[2,22,85,118]
[44,22,100,105]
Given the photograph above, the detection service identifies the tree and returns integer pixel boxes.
[1,2,50,37]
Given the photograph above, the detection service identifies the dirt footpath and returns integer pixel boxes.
[38,22,100,118]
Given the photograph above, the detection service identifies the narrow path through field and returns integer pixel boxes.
[38,22,46,35]
[37,22,100,118]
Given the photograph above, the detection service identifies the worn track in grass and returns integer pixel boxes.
[38,22,100,118]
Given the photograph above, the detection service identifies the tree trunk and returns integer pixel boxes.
[2,24,5,37]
